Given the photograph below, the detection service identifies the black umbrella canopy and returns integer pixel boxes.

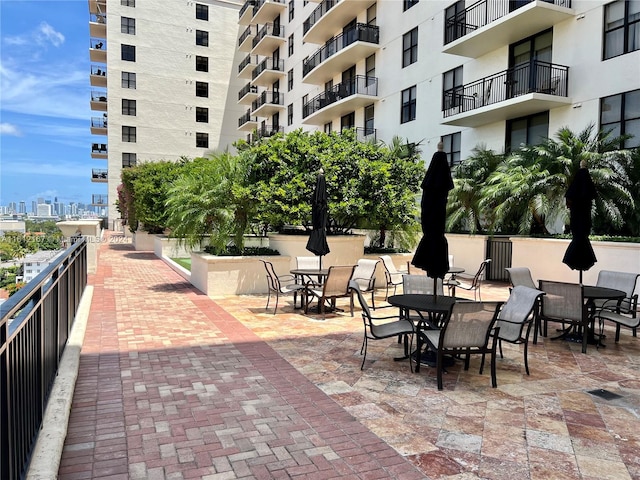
[563,161,597,282]
[412,143,454,279]
[306,170,330,260]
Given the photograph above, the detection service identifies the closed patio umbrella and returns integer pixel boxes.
[563,160,597,283]
[412,143,454,295]
[306,169,330,268]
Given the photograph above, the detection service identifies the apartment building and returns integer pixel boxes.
[91,0,640,224]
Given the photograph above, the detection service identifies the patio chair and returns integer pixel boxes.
[350,258,380,309]
[593,271,640,342]
[539,280,589,353]
[447,259,491,300]
[351,283,415,370]
[295,255,322,284]
[505,267,537,289]
[304,265,356,318]
[421,301,502,390]
[259,260,306,314]
[492,286,544,375]
[379,255,407,299]
[402,274,446,328]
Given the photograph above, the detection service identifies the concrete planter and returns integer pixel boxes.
[56,220,103,274]
[133,231,156,251]
[268,233,366,271]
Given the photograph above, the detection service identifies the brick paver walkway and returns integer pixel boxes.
[58,240,426,479]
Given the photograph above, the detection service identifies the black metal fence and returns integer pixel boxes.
[0,239,87,480]
[485,236,512,281]
[302,75,378,118]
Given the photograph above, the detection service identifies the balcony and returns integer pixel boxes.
[91,143,108,159]
[89,12,106,38]
[238,109,259,131]
[238,54,258,79]
[252,125,284,142]
[252,90,285,117]
[238,0,255,25]
[89,38,106,63]
[238,82,259,104]
[302,23,379,85]
[251,57,285,87]
[91,169,108,183]
[251,23,285,57]
[91,194,108,206]
[90,64,107,87]
[302,75,378,125]
[90,90,107,111]
[238,25,255,52]
[441,61,571,127]
[443,0,573,58]
[355,127,376,142]
[251,0,287,25]
[89,0,106,15]
[303,0,376,45]
[91,116,107,135]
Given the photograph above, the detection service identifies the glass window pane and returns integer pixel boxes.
[606,1,625,26]
[528,113,549,145]
[624,90,640,119]
[624,119,640,147]
[452,132,461,151]
[509,119,527,150]
[601,94,622,124]
[628,22,640,53]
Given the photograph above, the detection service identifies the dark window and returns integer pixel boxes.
[121,17,135,34]
[324,122,332,134]
[443,66,463,109]
[601,88,640,148]
[302,94,308,117]
[196,81,208,97]
[196,107,209,123]
[287,103,293,125]
[401,86,416,123]
[287,68,293,91]
[122,126,137,142]
[196,132,209,148]
[403,0,419,12]
[506,111,549,151]
[121,0,135,6]
[288,0,294,21]
[367,4,376,24]
[403,27,418,67]
[122,153,137,168]
[288,34,294,56]
[341,112,355,131]
[444,0,465,43]
[196,3,208,20]
[122,99,136,116]
[196,30,208,46]
[196,55,208,72]
[364,104,374,134]
[121,44,136,61]
[604,0,640,59]
[442,132,461,167]
[122,71,136,89]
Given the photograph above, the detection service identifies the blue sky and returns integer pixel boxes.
[0,0,105,207]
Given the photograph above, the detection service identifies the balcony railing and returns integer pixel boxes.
[91,90,107,102]
[239,25,254,47]
[252,57,284,80]
[92,169,108,180]
[303,0,339,35]
[1,240,87,480]
[91,116,107,128]
[442,60,569,117]
[239,0,255,19]
[238,54,257,73]
[303,23,379,77]
[92,143,108,153]
[239,109,258,127]
[252,23,284,48]
[252,90,284,111]
[89,12,106,24]
[90,37,105,50]
[90,64,106,77]
[303,75,378,118]
[255,125,284,140]
[92,194,108,205]
[253,0,285,16]
[238,83,258,100]
[444,0,571,44]
[355,127,376,142]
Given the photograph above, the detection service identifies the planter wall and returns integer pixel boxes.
[133,231,156,251]
[268,233,366,271]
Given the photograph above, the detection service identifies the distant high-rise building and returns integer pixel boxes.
[18,201,26,214]
[37,203,52,217]
[31,201,38,214]
[8,202,17,214]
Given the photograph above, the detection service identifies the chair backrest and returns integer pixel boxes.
[442,301,501,348]
[596,270,640,313]
[403,274,444,296]
[379,255,399,275]
[539,280,585,322]
[260,259,280,292]
[322,265,356,297]
[497,286,544,342]
[296,256,320,270]
[352,259,379,291]
[449,254,454,267]
[505,267,537,289]
[470,259,491,287]
[350,282,372,318]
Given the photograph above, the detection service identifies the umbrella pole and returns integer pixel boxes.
[579,269,583,284]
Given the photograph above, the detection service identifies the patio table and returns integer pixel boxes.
[583,285,625,347]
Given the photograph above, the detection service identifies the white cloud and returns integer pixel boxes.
[0,123,22,136]
[4,22,65,48]
[38,22,65,47]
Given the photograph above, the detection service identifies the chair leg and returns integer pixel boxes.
[265,290,271,311]
[581,323,588,354]
[523,322,533,376]
[498,339,504,359]
[490,336,498,387]
[360,336,368,370]
[436,349,444,390]
[615,324,621,342]
[274,293,279,314]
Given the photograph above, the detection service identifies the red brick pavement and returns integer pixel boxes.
[58,242,427,479]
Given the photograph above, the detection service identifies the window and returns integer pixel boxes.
[442,132,461,167]
[195,3,209,20]
[122,126,137,142]
[121,17,135,34]
[302,94,308,117]
[506,111,549,152]
[122,99,136,116]
[445,0,465,43]
[121,44,136,61]
[402,27,418,68]
[367,4,377,25]
[603,0,640,59]
[121,0,135,6]
[196,30,209,46]
[288,34,294,56]
[403,0,419,11]
[196,55,208,72]
[195,107,209,123]
[401,86,416,123]
[122,71,136,89]
[364,104,374,135]
[122,153,137,168]
[601,88,640,148]
[443,66,463,109]
[324,122,332,134]
[196,132,209,148]
[287,68,293,91]
[289,0,294,21]
[341,112,355,131]
[196,81,208,97]
[287,103,293,125]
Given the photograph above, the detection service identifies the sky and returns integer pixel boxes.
[0,0,105,208]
